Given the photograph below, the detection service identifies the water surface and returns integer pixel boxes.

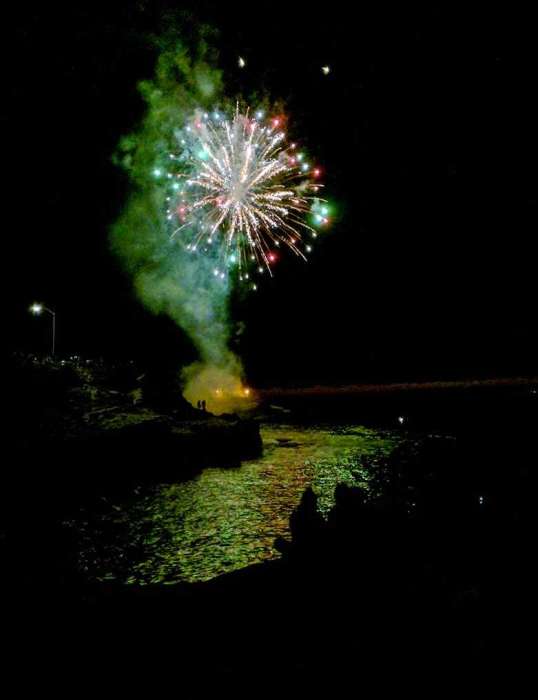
[73,424,400,584]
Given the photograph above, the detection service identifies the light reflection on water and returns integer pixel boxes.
[75,424,400,584]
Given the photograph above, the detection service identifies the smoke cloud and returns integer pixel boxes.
[111,30,253,414]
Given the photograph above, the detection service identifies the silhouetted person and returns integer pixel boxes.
[278,487,325,558]
[201,400,207,412]
[197,400,202,410]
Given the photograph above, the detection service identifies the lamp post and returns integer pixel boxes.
[30,303,56,356]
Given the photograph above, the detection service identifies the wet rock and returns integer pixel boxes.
[7,354,263,485]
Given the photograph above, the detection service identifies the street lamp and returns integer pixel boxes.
[30,303,56,356]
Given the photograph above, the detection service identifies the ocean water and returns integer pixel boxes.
[72,423,400,584]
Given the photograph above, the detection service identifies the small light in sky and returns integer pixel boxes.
[398,416,405,424]
[321,65,331,75]
[238,56,246,68]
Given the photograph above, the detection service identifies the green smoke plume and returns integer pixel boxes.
[111,31,251,413]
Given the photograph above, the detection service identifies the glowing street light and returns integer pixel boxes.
[30,303,56,356]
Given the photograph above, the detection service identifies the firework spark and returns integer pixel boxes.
[156,106,331,286]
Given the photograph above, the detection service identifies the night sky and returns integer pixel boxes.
[5,3,537,386]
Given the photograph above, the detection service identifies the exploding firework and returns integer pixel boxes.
[154,106,331,287]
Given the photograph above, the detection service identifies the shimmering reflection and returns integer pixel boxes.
[75,425,399,584]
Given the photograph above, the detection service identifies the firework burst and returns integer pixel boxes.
[155,106,331,287]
